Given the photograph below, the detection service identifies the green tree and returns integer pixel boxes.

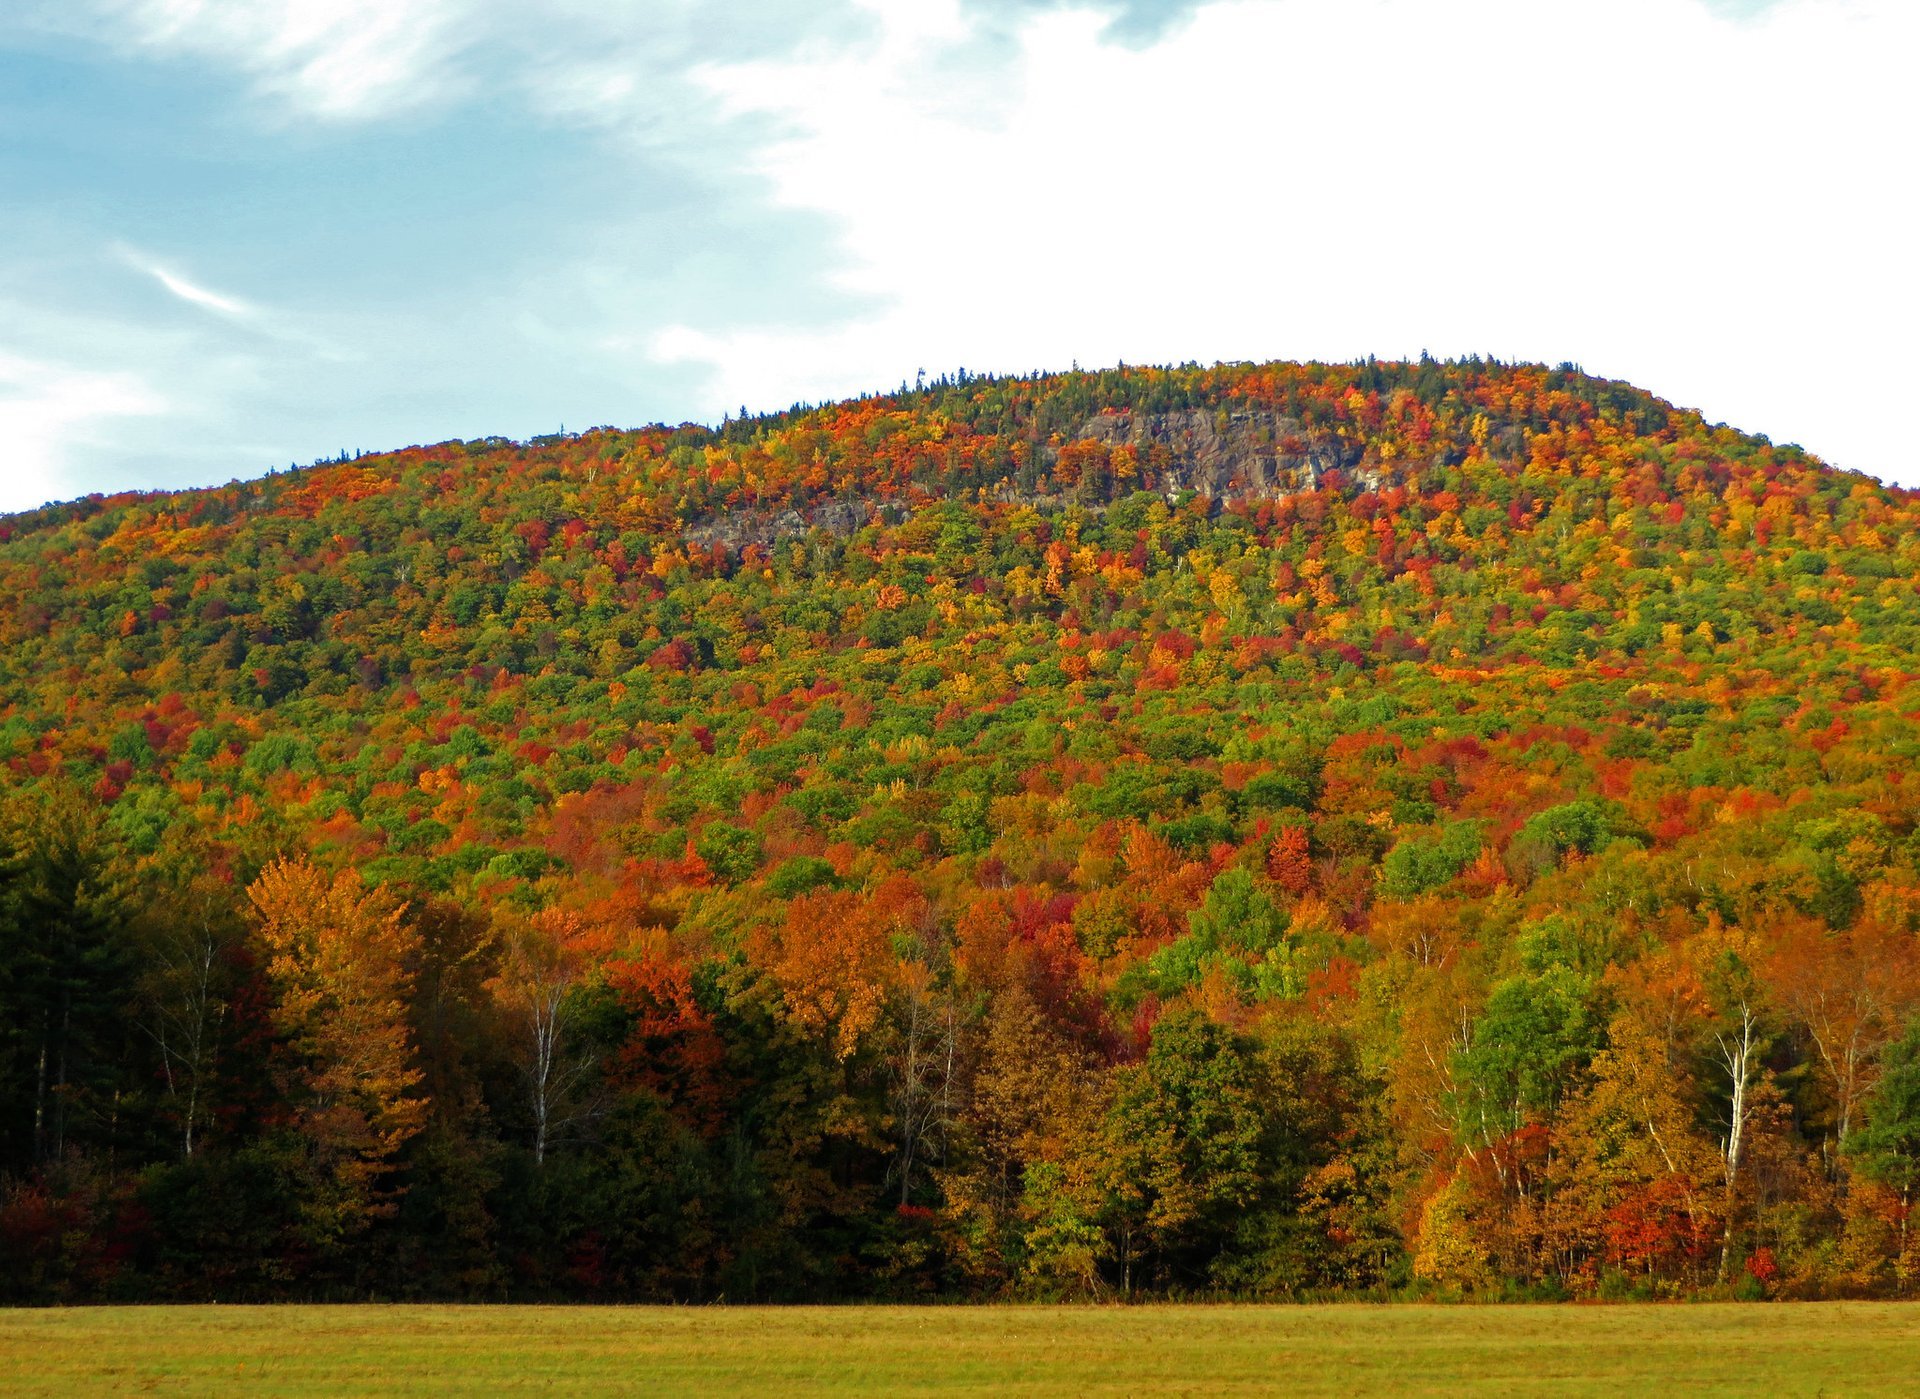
[1848,1018,1920,1269]
[1453,965,1602,1149]
[0,791,137,1170]
[1381,821,1481,897]
[1140,867,1295,1000]
[1102,1009,1268,1291]
[695,823,762,886]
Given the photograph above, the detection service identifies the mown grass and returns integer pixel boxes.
[1,1301,1915,1396]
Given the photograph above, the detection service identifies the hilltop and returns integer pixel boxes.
[4,358,1920,1303]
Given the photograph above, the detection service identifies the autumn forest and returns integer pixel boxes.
[5,359,1920,1304]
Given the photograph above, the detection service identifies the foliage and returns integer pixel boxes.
[6,357,1920,1299]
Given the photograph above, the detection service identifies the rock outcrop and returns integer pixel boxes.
[682,409,1370,549]
[1055,408,1367,500]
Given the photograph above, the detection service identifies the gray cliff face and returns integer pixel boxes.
[1058,408,1368,500]
[683,499,868,553]
[681,409,1371,550]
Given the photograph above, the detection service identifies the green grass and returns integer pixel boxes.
[1,1302,1915,1396]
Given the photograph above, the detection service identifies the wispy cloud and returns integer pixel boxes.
[0,253,358,513]
[17,0,877,128]
[0,351,168,512]
[118,248,254,318]
[25,0,478,120]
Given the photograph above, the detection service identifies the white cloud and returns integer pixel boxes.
[57,0,477,119]
[654,0,1920,484]
[0,352,168,513]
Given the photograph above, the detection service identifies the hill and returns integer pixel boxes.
[4,358,1920,1302]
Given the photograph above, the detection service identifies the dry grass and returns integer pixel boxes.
[2,1301,1915,1396]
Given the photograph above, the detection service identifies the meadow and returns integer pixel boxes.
[2,1302,1916,1396]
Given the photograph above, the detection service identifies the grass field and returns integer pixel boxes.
[2,1302,1916,1396]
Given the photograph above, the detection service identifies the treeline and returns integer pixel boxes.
[0,791,1391,1301]
[8,772,1920,1303]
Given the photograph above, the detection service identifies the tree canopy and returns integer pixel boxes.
[4,357,1920,1300]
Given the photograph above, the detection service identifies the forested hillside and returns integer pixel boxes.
[5,358,1920,1302]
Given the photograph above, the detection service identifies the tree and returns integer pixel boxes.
[603,948,730,1136]
[751,889,895,1061]
[1851,1020,1920,1198]
[1552,1007,1720,1287]
[0,790,136,1171]
[1765,913,1920,1155]
[1266,825,1313,895]
[884,959,957,1207]
[489,907,602,1165]
[1381,821,1481,898]
[1452,965,1600,1155]
[947,983,1100,1289]
[1412,1169,1496,1292]
[135,874,244,1159]
[247,857,426,1245]
[694,822,761,886]
[1186,865,1288,954]
[1101,1009,1267,1291]
[1847,1018,1920,1283]
[1140,866,1294,1000]
[1698,934,1770,1282]
[1446,962,1602,1278]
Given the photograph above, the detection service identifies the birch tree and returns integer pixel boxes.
[885,959,957,1206]
[136,880,237,1158]
[489,908,601,1165]
[1701,937,1769,1283]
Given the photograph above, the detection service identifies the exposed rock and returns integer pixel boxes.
[677,409,1369,549]
[1058,408,1365,501]
[683,500,871,552]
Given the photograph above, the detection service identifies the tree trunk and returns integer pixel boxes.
[32,1020,48,1165]
[1901,1185,1911,1296]
[51,996,72,1162]
[1716,1000,1758,1282]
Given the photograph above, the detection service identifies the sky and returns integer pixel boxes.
[0,0,1914,515]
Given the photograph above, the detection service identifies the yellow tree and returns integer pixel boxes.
[751,888,895,1061]
[941,984,1103,1290]
[1550,1005,1722,1289]
[248,857,426,1243]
